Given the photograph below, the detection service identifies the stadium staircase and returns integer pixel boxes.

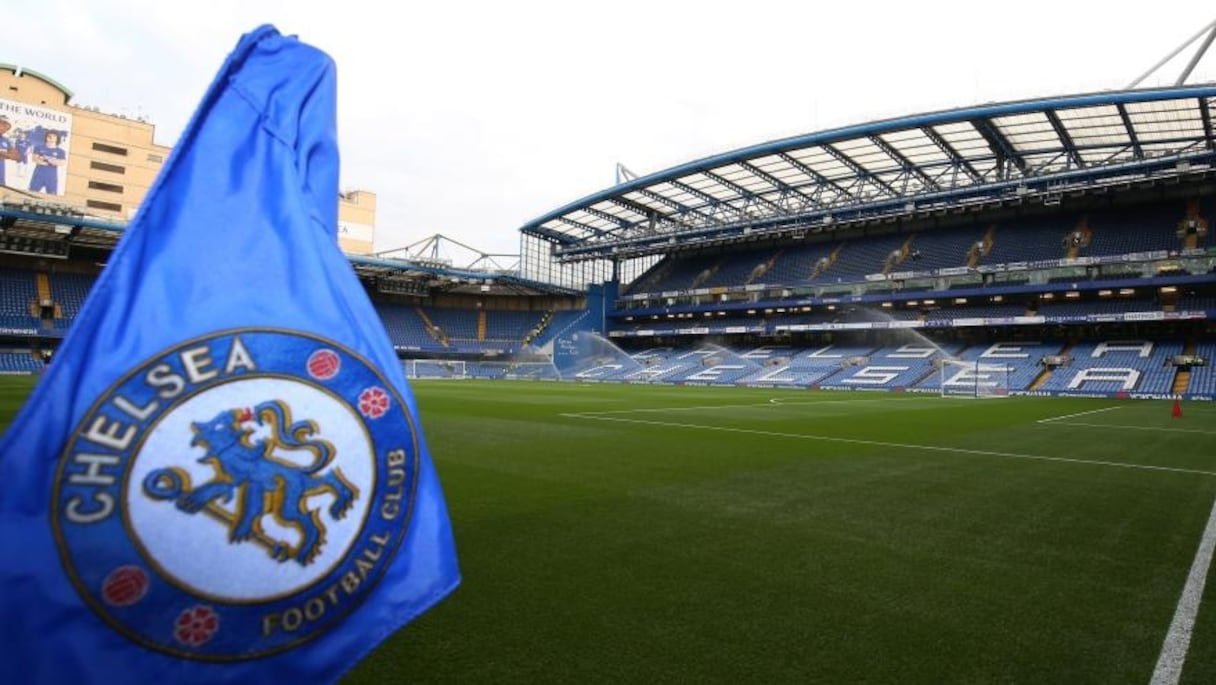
[1173,340,1198,394]
[967,225,995,267]
[414,307,449,348]
[882,236,914,275]
[35,272,55,332]
[1029,340,1073,391]
[747,252,779,285]
[1064,218,1093,259]
[34,273,51,310]
[1179,200,1207,249]
[810,245,843,279]
[1029,367,1053,391]
[477,311,487,342]
[908,364,939,388]
[523,311,553,345]
[690,264,719,289]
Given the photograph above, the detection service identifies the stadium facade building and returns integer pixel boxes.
[0,64,376,255]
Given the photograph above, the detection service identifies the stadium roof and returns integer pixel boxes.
[521,85,1216,260]
[0,193,579,297]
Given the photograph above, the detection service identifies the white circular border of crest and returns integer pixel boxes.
[125,376,375,603]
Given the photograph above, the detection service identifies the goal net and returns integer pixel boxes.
[938,359,1011,398]
[470,361,560,380]
[405,359,467,380]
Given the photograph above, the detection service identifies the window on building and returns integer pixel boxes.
[86,199,123,213]
[147,153,164,163]
[88,181,124,194]
[89,161,126,174]
[91,142,128,156]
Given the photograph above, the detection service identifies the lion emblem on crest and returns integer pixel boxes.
[143,400,359,566]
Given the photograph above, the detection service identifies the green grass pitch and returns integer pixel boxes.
[4,377,1216,683]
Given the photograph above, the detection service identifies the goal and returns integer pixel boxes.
[405,359,467,380]
[938,359,1011,398]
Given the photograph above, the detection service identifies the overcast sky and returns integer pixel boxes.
[7,0,1216,261]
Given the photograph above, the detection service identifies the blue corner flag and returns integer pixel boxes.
[0,25,459,683]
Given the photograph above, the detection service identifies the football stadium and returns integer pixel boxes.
[3,21,1216,685]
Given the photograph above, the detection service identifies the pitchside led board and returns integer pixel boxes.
[0,97,72,196]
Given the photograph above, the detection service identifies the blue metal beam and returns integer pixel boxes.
[520,84,1216,234]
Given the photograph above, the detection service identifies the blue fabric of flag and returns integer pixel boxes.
[0,24,459,683]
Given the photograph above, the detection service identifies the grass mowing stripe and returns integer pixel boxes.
[561,412,1216,477]
[1150,496,1216,685]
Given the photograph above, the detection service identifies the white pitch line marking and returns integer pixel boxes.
[1150,496,1216,685]
[1036,405,1124,424]
[1047,422,1216,436]
[559,413,1216,477]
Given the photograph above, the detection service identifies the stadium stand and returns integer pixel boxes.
[815,235,908,282]
[915,341,1065,392]
[981,219,1073,266]
[1035,341,1183,395]
[0,350,44,374]
[2,84,1214,403]
[1186,343,1216,395]
[0,268,42,333]
[1080,202,1185,257]
[764,243,839,284]
[530,309,590,349]
[484,310,546,342]
[903,226,987,271]
[376,303,446,351]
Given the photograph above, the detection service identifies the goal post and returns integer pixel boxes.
[472,360,560,380]
[938,359,1011,398]
[404,359,467,379]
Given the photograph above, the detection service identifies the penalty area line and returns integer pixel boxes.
[559,412,1216,477]
[1036,405,1123,424]
[1046,422,1216,436]
[1150,495,1216,685]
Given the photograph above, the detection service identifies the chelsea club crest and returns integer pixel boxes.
[52,329,418,660]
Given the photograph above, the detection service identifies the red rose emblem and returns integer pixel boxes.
[174,605,219,646]
[358,387,390,419]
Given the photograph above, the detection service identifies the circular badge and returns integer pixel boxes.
[53,329,419,661]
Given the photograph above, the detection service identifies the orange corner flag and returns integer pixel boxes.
[1173,398,1183,419]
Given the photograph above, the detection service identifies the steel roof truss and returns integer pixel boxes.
[1044,109,1084,171]
[702,168,787,217]
[1201,97,1214,150]
[777,151,857,204]
[666,178,752,226]
[737,159,819,210]
[869,134,940,192]
[606,196,692,233]
[1086,142,1139,167]
[556,215,608,240]
[633,186,720,227]
[922,127,986,186]
[1114,102,1146,159]
[970,117,1027,179]
[822,142,900,200]
[579,205,633,238]
[669,177,727,209]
